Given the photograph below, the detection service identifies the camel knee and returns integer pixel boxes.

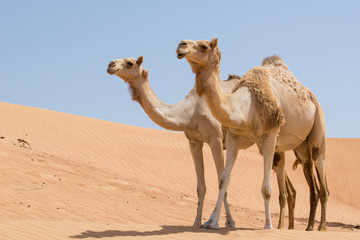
[311,188,319,197]
[319,188,328,204]
[219,176,230,190]
[310,189,319,203]
[288,189,296,205]
[262,185,272,200]
[278,191,287,208]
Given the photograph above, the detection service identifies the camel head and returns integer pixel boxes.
[107,56,147,82]
[176,38,221,72]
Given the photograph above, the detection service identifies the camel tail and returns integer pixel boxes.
[292,158,302,170]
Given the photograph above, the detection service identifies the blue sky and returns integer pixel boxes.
[1,1,359,137]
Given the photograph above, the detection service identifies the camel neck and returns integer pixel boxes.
[195,69,236,127]
[128,76,189,131]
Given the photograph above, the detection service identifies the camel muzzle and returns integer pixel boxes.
[107,61,118,74]
[107,67,117,75]
[108,61,116,68]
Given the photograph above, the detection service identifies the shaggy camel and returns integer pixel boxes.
[107,56,297,229]
[176,38,329,231]
[107,56,238,227]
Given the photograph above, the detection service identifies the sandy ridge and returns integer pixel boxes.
[0,102,359,239]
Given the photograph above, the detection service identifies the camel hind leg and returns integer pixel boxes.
[285,171,296,229]
[272,152,287,229]
[313,153,328,231]
[272,152,296,229]
[307,103,329,231]
[294,141,319,231]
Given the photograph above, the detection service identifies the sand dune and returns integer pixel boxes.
[0,102,359,239]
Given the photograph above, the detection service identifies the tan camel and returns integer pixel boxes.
[176,39,329,231]
[107,56,238,227]
[107,56,297,229]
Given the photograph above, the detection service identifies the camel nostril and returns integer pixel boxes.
[108,61,116,68]
[181,42,187,46]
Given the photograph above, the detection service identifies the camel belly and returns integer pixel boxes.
[275,103,315,151]
[269,77,316,150]
[275,134,304,152]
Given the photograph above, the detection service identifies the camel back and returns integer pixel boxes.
[232,66,285,131]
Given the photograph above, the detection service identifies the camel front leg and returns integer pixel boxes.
[201,134,241,229]
[261,133,278,230]
[188,140,206,227]
[208,137,235,228]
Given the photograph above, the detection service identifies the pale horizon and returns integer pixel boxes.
[1,1,359,137]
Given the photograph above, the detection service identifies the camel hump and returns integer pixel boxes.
[263,55,314,103]
[262,55,287,68]
[227,74,241,80]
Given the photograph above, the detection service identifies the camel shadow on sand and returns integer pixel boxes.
[69,225,256,238]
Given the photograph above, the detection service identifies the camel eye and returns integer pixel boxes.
[127,61,134,67]
[201,45,208,50]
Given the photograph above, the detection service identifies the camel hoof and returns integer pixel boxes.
[318,224,327,231]
[305,225,314,231]
[201,220,219,230]
[225,218,235,228]
[193,219,202,227]
[263,224,274,230]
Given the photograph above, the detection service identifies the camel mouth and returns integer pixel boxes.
[107,67,118,75]
[177,52,188,59]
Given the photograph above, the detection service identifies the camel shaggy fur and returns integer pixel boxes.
[176,38,329,231]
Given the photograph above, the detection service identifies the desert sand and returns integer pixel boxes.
[0,101,359,240]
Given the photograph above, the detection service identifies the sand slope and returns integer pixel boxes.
[0,102,359,240]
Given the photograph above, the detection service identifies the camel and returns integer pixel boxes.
[107,56,238,227]
[107,56,297,229]
[176,38,329,231]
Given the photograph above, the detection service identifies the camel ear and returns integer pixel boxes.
[136,56,144,66]
[210,38,218,49]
